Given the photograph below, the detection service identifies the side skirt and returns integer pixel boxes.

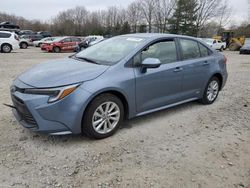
[135,98,199,117]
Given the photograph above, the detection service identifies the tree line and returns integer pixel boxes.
[1,0,249,37]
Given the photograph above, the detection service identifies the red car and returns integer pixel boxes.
[41,37,82,53]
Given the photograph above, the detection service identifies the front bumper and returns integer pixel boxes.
[42,45,53,52]
[10,79,92,135]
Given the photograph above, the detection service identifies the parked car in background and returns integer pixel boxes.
[10,34,228,138]
[202,38,226,51]
[240,38,250,54]
[76,35,103,52]
[18,30,34,36]
[33,37,58,47]
[0,31,19,53]
[41,36,81,53]
[89,37,105,47]
[37,31,52,38]
[19,35,34,49]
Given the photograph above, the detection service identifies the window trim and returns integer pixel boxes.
[178,38,213,61]
[132,38,180,67]
[198,42,212,57]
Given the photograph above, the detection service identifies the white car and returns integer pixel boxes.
[88,36,104,46]
[202,38,226,51]
[0,31,19,53]
[33,37,56,47]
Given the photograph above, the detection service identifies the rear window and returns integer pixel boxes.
[0,32,11,38]
[180,39,200,60]
[72,38,81,42]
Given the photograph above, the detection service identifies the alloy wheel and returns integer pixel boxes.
[92,102,120,134]
[207,80,219,102]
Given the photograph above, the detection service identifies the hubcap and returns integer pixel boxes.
[3,45,10,52]
[92,102,120,134]
[207,80,219,102]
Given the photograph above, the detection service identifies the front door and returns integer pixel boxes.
[134,39,183,113]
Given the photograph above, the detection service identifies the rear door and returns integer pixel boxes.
[178,38,212,99]
[71,37,81,50]
[134,38,183,113]
[61,38,72,51]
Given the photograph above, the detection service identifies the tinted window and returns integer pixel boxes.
[180,39,200,60]
[62,38,71,42]
[199,43,209,57]
[0,32,11,38]
[72,38,81,42]
[141,40,177,64]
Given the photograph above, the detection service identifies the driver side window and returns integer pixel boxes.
[134,40,178,66]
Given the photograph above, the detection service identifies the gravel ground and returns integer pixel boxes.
[0,47,249,188]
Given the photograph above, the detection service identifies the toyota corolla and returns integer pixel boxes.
[9,34,228,139]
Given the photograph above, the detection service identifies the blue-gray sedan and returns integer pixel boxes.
[10,34,228,139]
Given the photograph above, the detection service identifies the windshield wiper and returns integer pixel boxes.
[74,56,99,65]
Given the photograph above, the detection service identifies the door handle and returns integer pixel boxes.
[203,61,209,66]
[173,67,183,72]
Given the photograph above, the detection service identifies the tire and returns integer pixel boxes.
[53,46,61,53]
[82,94,124,139]
[201,77,220,105]
[1,43,12,53]
[20,42,28,49]
[38,43,42,47]
[80,47,85,51]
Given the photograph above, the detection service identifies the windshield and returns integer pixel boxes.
[75,36,145,65]
[245,38,250,45]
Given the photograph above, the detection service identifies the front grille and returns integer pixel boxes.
[11,95,37,128]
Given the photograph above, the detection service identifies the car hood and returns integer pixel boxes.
[18,57,109,88]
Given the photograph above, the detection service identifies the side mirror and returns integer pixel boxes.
[141,58,161,73]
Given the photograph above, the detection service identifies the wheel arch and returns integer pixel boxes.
[82,89,130,122]
[211,73,223,90]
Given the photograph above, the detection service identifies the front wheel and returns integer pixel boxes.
[20,42,28,49]
[82,94,124,139]
[201,77,220,105]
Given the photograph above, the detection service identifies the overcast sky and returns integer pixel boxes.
[0,0,249,24]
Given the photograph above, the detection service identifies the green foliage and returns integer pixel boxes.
[169,0,198,36]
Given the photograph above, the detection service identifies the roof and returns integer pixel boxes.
[0,30,13,34]
[120,33,198,40]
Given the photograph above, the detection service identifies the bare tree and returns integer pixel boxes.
[195,0,222,36]
[217,0,232,31]
[139,0,157,33]
[127,2,142,32]
[154,0,177,32]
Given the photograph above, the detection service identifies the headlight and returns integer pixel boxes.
[24,84,80,103]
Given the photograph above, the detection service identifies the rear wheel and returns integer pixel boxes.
[201,77,220,105]
[82,94,124,139]
[1,44,12,53]
[20,42,28,49]
[53,46,61,53]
